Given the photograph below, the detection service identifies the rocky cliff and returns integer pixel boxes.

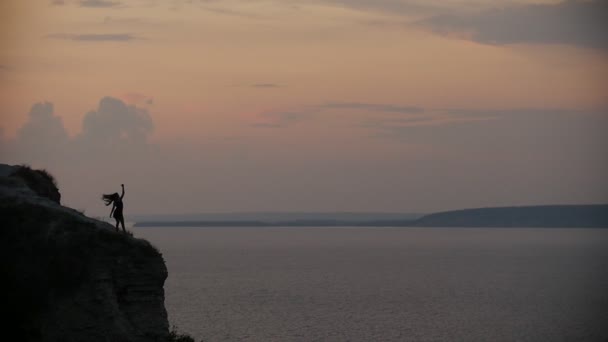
[0,164,169,342]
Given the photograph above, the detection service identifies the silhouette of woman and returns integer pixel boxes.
[102,184,126,233]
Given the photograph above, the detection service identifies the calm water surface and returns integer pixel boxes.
[135,227,608,342]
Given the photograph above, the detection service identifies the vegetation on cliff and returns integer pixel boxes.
[8,164,62,204]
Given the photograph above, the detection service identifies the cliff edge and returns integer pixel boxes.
[0,164,169,342]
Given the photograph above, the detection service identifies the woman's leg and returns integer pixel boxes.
[114,217,120,232]
[120,217,126,233]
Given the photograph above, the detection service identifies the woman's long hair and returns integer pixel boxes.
[102,193,119,206]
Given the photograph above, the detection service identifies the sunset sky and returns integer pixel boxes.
[1,0,607,216]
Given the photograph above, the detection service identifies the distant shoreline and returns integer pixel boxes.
[135,204,608,228]
[135,220,418,228]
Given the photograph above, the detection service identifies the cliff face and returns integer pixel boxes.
[0,164,169,342]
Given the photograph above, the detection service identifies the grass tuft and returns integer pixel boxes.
[167,326,202,342]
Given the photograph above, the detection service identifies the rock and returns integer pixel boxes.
[0,164,169,342]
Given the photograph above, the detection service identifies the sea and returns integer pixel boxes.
[134,227,608,342]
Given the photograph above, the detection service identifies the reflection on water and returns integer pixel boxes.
[136,227,608,342]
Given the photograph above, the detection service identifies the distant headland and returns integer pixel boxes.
[135,204,608,228]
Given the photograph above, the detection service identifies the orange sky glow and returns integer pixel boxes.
[1,0,607,214]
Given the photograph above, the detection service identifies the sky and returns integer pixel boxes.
[1,0,607,216]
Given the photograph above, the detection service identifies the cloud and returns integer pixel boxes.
[4,97,154,163]
[361,109,497,135]
[79,96,153,148]
[322,102,424,114]
[119,92,154,106]
[161,0,446,18]
[79,0,121,8]
[248,101,425,128]
[101,16,158,27]
[201,6,267,19]
[47,33,138,41]
[418,0,608,50]
[367,108,608,146]
[51,0,65,5]
[322,0,440,16]
[9,102,69,163]
[251,111,309,128]
[251,83,281,88]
